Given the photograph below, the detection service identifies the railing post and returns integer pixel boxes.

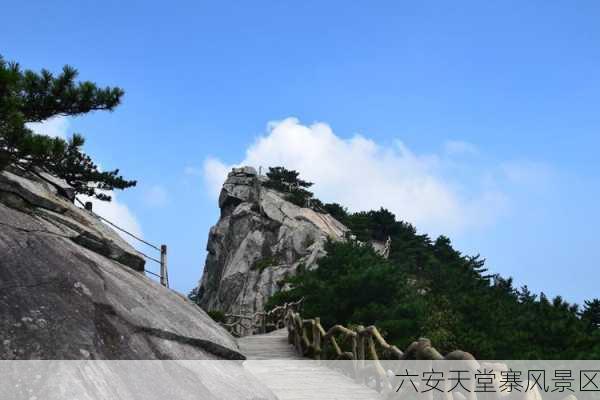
[160,244,169,288]
[351,332,358,380]
[84,201,93,211]
[261,313,267,334]
[357,325,365,383]
[313,317,321,360]
[294,315,303,355]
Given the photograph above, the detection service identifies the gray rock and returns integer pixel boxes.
[0,166,241,359]
[230,166,257,176]
[34,168,76,201]
[196,166,348,333]
[0,166,278,398]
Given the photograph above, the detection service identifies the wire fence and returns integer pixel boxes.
[74,197,169,287]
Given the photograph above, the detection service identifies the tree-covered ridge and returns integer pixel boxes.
[0,55,135,201]
[266,171,600,359]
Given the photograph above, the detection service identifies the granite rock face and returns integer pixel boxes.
[195,167,348,327]
[0,166,242,359]
[0,166,277,399]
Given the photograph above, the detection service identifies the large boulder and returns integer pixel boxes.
[0,166,276,399]
[195,167,348,330]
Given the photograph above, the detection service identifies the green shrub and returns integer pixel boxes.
[251,256,279,273]
[207,310,226,323]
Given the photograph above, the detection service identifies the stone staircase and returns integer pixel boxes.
[239,329,383,400]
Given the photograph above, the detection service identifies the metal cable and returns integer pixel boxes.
[74,197,161,251]
[73,198,165,281]
[137,251,161,265]
[145,270,161,278]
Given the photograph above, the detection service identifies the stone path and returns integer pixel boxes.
[239,329,383,400]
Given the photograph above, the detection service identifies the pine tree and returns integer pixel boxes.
[322,202,349,222]
[265,171,600,359]
[263,166,314,207]
[264,166,313,191]
[581,299,600,331]
[0,55,135,201]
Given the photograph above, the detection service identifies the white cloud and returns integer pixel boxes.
[201,117,509,236]
[500,160,553,187]
[25,117,145,245]
[184,166,203,176]
[444,140,479,156]
[77,191,143,246]
[203,157,230,196]
[143,185,169,208]
[25,116,70,139]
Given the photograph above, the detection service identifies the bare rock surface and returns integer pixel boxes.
[195,167,348,326]
[0,166,277,398]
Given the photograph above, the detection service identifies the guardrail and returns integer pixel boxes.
[75,198,169,287]
[283,308,477,397]
[222,298,304,337]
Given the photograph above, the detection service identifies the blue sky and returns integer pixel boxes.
[3,1,599,305]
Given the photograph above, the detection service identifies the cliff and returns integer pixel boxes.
[195,166,348,321]
[0,166,276,399]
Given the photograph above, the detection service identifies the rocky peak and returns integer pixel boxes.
[219,166,262,215]
[195,166,348,330]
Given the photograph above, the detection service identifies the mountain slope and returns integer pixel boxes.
[195,166,347,322]
[0,165,277,398]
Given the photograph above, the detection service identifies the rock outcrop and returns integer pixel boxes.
[0,166,276,398]
[195,167,348,322]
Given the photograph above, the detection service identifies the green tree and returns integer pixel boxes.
[341,208,398,242]
[267,239,425,348]
[266,185,599,359]
[0,55,135,201]
[263,166,314,207]
[322,202,349,222]
[581,299,600,331]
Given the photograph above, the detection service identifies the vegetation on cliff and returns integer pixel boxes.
[267,187,600,359]
[262,166,315,207]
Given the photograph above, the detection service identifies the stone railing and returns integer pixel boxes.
[284,308,479,397]
[222,299,304,337]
